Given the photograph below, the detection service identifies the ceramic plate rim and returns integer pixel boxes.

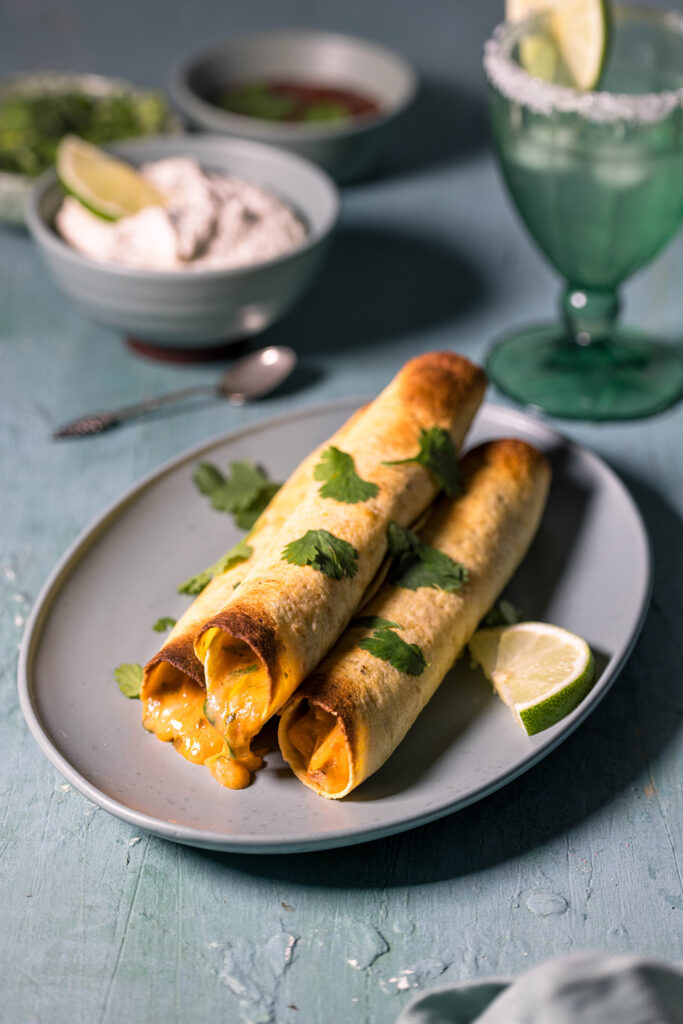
[17,399,653,853]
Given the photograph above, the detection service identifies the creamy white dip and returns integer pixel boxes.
[55,156,308,272]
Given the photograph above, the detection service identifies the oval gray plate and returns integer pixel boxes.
[18,401,651,853]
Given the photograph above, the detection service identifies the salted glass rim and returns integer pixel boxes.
[483,3,683,124]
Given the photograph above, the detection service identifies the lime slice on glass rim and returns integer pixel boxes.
[506,0,610,91]
[468,621,596,735]
[56,135,166,221]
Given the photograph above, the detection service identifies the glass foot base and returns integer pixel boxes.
[486,324,683,421]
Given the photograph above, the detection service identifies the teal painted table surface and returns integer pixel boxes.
[2,2,682,1022]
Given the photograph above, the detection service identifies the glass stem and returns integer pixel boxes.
[561,285,620,347]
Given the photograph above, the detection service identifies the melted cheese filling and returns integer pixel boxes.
[284,701,351,795]
[142,662,262,790]
[199,630,274,787]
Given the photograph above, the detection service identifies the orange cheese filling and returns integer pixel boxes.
[201,631,272,764]
[142,667,222,762]
[284,702,350,795]
[142,663,262,790]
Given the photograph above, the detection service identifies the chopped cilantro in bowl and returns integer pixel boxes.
[0,71,181,224]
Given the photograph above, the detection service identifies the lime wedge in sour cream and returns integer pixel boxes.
[56,135,166,221]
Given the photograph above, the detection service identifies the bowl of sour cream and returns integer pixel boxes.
[26,134,339,351]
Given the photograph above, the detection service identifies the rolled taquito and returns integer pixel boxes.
[278,439,551,798]
[195,352,487,787]
[140,408,366,770]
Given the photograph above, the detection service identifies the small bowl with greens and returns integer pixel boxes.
[0,72,181,225]
[169,30,417,183]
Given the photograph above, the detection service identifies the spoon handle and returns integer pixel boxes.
[52,384,217,439]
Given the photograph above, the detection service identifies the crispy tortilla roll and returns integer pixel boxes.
[140,410,365,783]
[195,352,487,787]
[279,439,551,799]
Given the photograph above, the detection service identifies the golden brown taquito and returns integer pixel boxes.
[195,352,487,784]
[140,409,366,785]
[278,439,551,798]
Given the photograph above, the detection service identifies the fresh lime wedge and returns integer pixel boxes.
[506,0,610,91]
[468,621,595,735]
[56,135,166,221]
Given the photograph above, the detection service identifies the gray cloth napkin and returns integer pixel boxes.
[396,953,683,1024]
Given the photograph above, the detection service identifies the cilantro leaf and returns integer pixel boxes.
[359,629,426,676]
[193,459,281,531]
[313,446,379,504]
[234,502,273,532]
[152,616,176,633]
[281,529,358,579]
[115,663,143,699]
[386,521,468,593]
[481,599,520,628]
[202,698,217,726]
[353,615,401,630]
[178,539,253,596]
[194,459,265,511]
[193,462,226,499]
[353,616,427,675]
[383,428,463,497]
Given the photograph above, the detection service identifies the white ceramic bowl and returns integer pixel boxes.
[26,134,339,349]
[169,30,417,183]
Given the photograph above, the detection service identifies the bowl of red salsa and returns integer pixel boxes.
[169,30,417,183]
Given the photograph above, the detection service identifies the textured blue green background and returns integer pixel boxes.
[1,1,682,1021]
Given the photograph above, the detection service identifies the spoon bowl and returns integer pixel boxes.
[219,346,297,404]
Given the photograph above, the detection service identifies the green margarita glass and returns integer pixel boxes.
[484,4,683,420]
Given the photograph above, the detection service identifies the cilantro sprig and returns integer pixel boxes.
[313,447,379,504]
[194,460,281,531]
[387,522,468,593]
[481,599,520,628]
[152,616,176,633]
[359,626,426,676]
[115,663,143,699]
[383,428,463,497]
[281,529,358,580]
[178,539,252,596]
[353,615,401,630]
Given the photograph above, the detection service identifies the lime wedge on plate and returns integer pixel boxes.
[506,0,610,90]
[56,135,166,221]
[468,621,595,735]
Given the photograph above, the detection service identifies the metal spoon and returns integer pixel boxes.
[52,345,297,439]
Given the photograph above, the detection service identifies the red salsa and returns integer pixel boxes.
[217,79,381,124]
